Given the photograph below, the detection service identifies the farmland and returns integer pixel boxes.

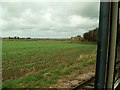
[2,40,97,88]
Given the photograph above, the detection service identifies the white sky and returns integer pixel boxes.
[1,2,100,38]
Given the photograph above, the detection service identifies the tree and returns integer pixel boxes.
[83,28,98,42]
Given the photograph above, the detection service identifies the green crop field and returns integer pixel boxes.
[2,40,97,88]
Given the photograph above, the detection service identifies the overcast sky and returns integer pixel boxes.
[1,2,100,38]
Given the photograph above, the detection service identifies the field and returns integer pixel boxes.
[2,40,97,88]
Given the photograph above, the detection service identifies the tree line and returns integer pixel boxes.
[3,36,31,39]
[83,24,120,44]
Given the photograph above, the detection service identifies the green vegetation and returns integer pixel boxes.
[83,24,120,43]
[83,28,98,42]
[2,40,97,88]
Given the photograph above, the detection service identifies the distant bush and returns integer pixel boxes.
[26,37,31,39]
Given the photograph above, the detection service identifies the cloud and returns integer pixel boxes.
[1,2,99,38]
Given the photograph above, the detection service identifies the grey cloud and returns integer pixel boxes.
[1,2,99,38]
[78,3,100,19]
